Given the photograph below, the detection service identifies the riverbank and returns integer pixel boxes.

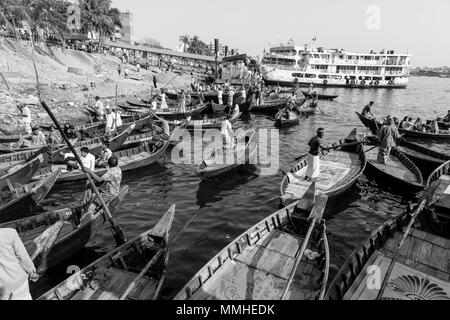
[0,38,192,132]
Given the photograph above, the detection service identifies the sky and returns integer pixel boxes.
[111,0,450,67]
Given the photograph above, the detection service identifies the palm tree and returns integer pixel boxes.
[81,0,122,52]
[187,35,211,56]
[0,0,29,43]
[180,35,191,53]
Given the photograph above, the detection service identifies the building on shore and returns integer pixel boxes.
[261,40,412,88]
[116,11,134,44]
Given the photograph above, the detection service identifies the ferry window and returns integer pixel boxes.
[305,74,316,78]
[314,54,320,59]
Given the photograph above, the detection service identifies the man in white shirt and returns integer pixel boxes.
[105,107,116,135]
[227,89,235,107]
[80,147,96,171]
[94,96,105,120]
[0,228,39,300]
[217,87,224,105]
[221,115,235,147]
[17,103,32,134]
[112,107,122,128]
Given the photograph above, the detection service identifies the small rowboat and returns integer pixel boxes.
[250,99,288,115]
[298,100,318,116]
[280,129,366,207]
[364,146,424,192]
[420,161,450,236]
[325,212,450,300]
[154,103,207,121]
[0,147,51,170]
[0,170,60,223]
[196,129,257,181]
[0,133,31,144]
[356,112,382,135]
[275,108,307,128]
[210,100,253,114]
[396,140,450,177]
[38,205,175,300]
[398,127,450,142]
[81,115,154,139]
[186,112,242,132]
[0,154,44,189]
[51,124,135,164]
[175,183,331,300]
[302,91,338,101]
[437,121,450,130]
[1,186,128,274]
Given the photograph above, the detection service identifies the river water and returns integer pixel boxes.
[33,76,450,299]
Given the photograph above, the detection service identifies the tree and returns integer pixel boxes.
[186,35,212,56]
[81,0,122,52]
[179,35,191,53]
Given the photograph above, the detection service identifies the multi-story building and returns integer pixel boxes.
[117,11,133,44]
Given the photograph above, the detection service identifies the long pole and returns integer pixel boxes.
[376,199,427,299]
[31,60,126,245]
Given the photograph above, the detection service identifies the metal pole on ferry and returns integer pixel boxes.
[214,38,219,78]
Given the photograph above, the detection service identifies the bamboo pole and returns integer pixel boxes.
[376,199,427,299]
[30,59,126,245]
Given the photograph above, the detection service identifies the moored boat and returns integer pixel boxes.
[0,154,44,188]
[280,129,366,207]
[396,140,450,177]
[364,146,424,192]
[302,91,338,101]
[250,99,288,115]
[398,127,450,142]
[275,108,306,128]
[174,183,330,300]
[356,112,382,135]
[0,169,60,223]
[38,205,175,300]
[1,185,128,274]
[196,128,257,181]
[420,160,450,236]
[186,112,242,132]
[325,212,450,300]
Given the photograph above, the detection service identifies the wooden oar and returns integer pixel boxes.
[31,59,126,246]
[119,207,199,300]
[281,192,328,300]
[376,198,427,299]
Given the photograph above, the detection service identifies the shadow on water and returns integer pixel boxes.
[196,165,259,208]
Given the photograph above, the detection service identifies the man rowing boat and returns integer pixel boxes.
[362,101,375,119]
[305,128,330,182]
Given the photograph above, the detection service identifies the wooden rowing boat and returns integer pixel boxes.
[396,140,450,177]
[196,129,257,181]
[0,170,60,224]
[280,129,366,207]
[38,205,175,300]
[175,183,331,300]
[210,100,252,114]
[81,115,154,139]
[325,213,450,300]
[0,133,31,144]
[250,99,288,115]
[50,124,135,164]
[1,186,128,274]
[32,127,177,184]
[420,161,450,236]
[299,100,318,115]
[302,91,338,101]
[0,154,44,189]
[154,103,207,121]
[275,108,306,128]
[0,147,52,170]
[186,112,242,131]
[437,121,450,130]
[398,127,450,142]
[364,146,424,192]
[356,112,382,135]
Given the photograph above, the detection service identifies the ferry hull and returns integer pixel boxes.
[263,79,407,89]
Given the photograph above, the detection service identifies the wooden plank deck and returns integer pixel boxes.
[365,147,419,183]
[70,268,158,300]
[344,228,450,300]
[282,151,360,202]
[189,230,322,300]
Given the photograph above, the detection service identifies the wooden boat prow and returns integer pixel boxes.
[174,184,331,300]
[38,205,176,300]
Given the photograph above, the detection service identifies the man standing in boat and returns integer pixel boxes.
[180,90,186,113]
[221,115,236,148]
[377,116,401,164]
[362,101,375,119]
[17,103,32,134]
[0,228,39,300]
[305,128,329,182]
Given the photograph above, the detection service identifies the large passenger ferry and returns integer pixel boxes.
[261,40,412,88]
